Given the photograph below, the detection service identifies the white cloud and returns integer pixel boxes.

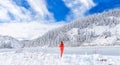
[0,22,65,40]
[0,0,59,40]
[0,6,10,21]
[0,0,32,22]
[27,0,51,17]
[63,0,96,20]
[27,0,55,21]
[0,0,55,22]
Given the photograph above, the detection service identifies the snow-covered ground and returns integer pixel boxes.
[0,47,120,65]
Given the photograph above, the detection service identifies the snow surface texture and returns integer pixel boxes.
[0,52,120,65]
[0,47,120,65]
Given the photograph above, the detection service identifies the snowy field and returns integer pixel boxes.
[0,46,120,65]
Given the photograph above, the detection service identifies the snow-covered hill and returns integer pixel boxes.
[27,9,120,47]
[0,35,23,48]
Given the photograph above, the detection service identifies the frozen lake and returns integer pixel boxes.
[0,46,120,55]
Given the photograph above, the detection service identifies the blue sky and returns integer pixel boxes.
[1,0,120,22]
[46,0,70,21]
[0,0,120,40]
[88,0,120,14]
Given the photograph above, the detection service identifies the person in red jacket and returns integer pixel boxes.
[59,41,64,58]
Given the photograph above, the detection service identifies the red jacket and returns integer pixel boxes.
[59,41,64,57]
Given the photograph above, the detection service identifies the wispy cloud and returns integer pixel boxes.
[0,0,55,22]
[63,0,96,21]
[27,0,55,21]
[0,0,32,22]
